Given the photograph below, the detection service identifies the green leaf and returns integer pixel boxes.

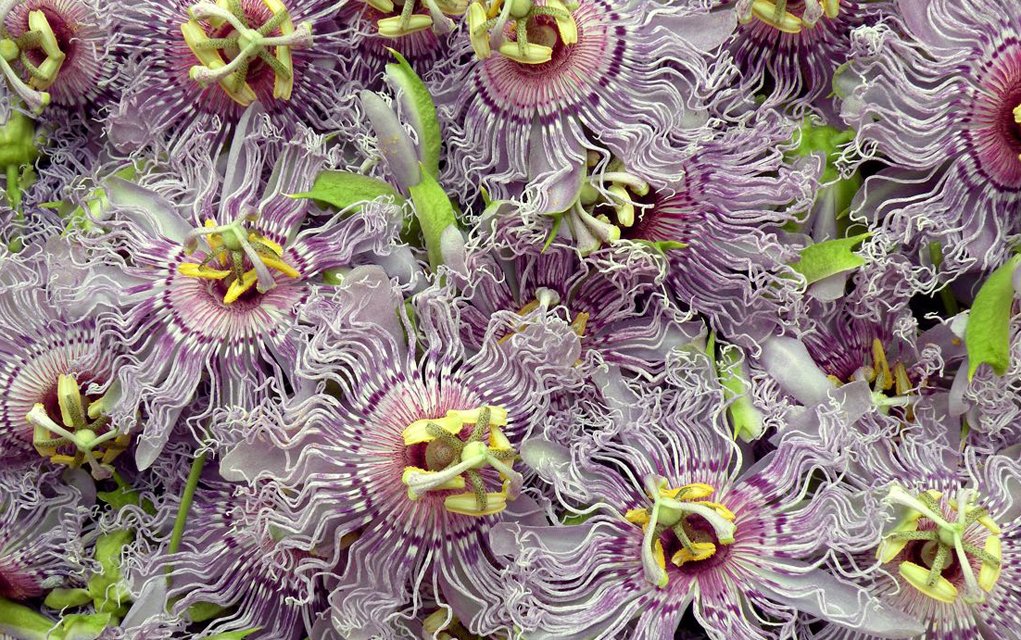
[790,232,872,284]
[44,588,94,610]
[966,255,1021,381]
[57,613,111,640]
[290,171,405,212]
[0,596,58,640]
[205,628,262,640]
[408,167,457,270]
[385,48,441,179]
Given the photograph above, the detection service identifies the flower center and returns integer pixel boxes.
[560,154,683,256]
[739,0,841,34]
[879,486,1002,604]
[177,211,301,305]
[467,0,578,64]
[180,0,312,106]
[824,337,915,415]
[0,5,67,112]
[400,406,523,517]
[626,476,736,588]
[497,287,589,344]
[26,374,126,480]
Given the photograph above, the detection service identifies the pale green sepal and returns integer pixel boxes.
[289,171,405,212]
[188,601,230,622]
[44,588,94,609]
[790,232,872,284]
[385,48,441,179]
[718,346,765,442]
[0,596,58,640]
[408,166,458,270]
[57,613,111,640]
[206,628,262,639]
[966,255,1021,381]
[88,530,134,613]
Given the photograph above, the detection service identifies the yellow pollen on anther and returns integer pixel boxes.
[178,218,301,304]
[400,406,520,517]
[627,480,736,586]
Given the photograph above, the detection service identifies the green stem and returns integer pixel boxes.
[5,164,19,212]
[168,451,207,556]
[928,242,959,316]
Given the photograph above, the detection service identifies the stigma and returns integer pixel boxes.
[401,406,523,517]
[180,0,313,106]
[0,5,66,113]
[177,211,300,304]
[626,476,736,588]
[27,374,127,480]
[467,0,578,64]
[880,486,1002,604]
[738,0,841,34]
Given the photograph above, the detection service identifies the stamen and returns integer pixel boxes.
[177,214,300,304]
[626,476,737,588]
[27,375,128,479]
[181,0,312,106]
[880,486,1002,604]
[401,407,522,517]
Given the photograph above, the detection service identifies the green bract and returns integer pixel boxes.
[408,166,458,270]
[966,255,1021,381]
[290,171,405,211]
[385,48,441,179]
[790,232,872,284]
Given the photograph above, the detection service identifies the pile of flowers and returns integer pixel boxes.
[2,0,1021,638]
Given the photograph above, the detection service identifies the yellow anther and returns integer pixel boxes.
[671,541,716,566]
[822,0,839,18]
[366,0,395,11]
[497,41,552,64]
[871,338,893,391]
[651,539,667,580]
[177,263,232,279]
[899,561,958,604]
[27,10,66,90]
[486,0,503,18]
[1013,103,1021,124]
[826,374,844,386]
[625,508,650,526]
[893,362,911,396]
[258,256,300,279]
[468,2,492,59]
[250,233,284,256]
[224,270,259,303]
[661,483,714,501]
[607,185,634,227]
[570,312,589,338]
[377,14,434,37]
[750,0,802,33]
[50,454,79,465]
[547,0,577,44]
[979,535,1002,592]
[444,479,511,516]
